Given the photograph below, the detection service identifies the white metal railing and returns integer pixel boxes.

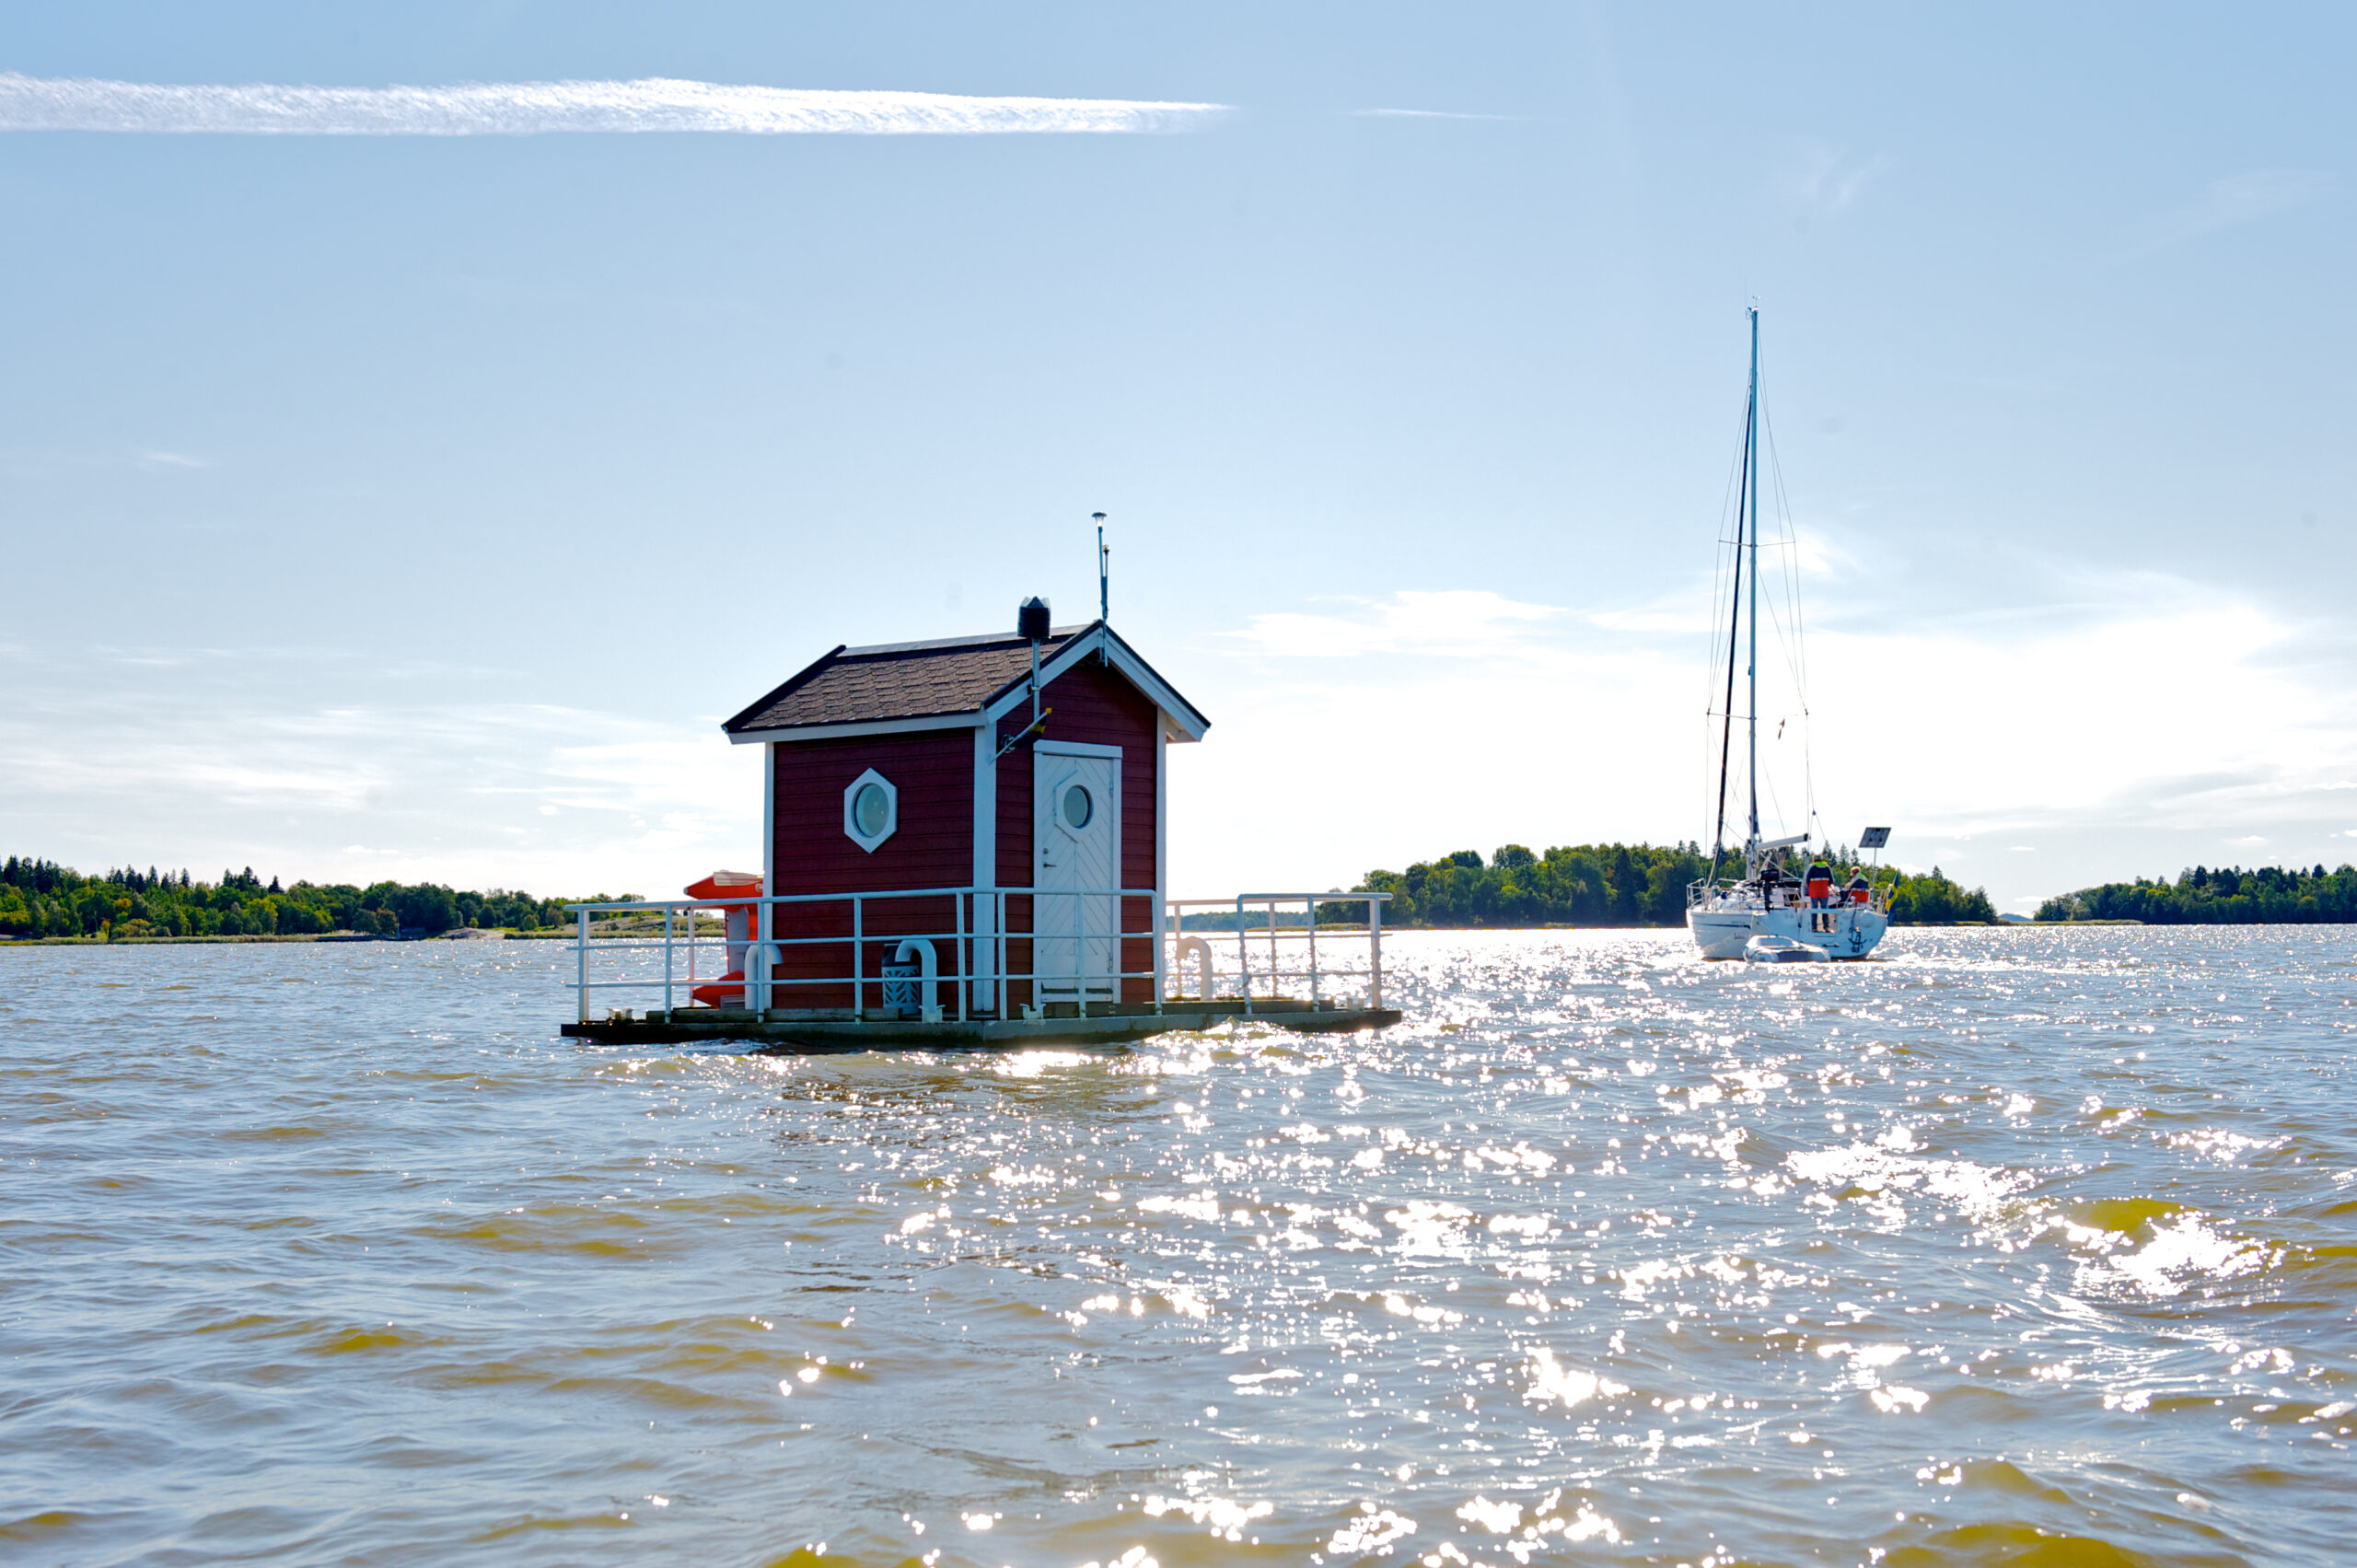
[562,887,1390,1026]
[1687,877,1891,914]
[1162,893,1389,1015]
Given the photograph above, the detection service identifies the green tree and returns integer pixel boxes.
[2,856,604,942]
[2037,862,2357,924]
[1882,866,1997,924]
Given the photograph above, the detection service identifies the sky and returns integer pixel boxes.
[1,3,2351,914]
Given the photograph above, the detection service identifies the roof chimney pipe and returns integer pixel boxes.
[1003,597,1054,755]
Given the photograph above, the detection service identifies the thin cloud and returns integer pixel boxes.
[2135,169,2330,254]
[1224,589,1562,658]
[0,72,1227,136]
[1178,564,2357,900]
[0,641,761,894]
[1350,108,1520,122]
[1793,145,1892,215]
[1589,528,1853,637]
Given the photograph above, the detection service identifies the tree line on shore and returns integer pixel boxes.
[1344,843,1998,928]
[2036,863,2357,924]
[0,857,629,940]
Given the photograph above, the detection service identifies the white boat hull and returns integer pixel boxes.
[1688,900,1887,961]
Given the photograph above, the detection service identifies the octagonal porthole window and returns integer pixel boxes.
[1049,769,1101,842]
[843,768,898,853]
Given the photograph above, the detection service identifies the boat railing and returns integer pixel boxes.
[1686,877,1891,914]
[560,887,1390,1026]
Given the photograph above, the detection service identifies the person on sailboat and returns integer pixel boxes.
[1847,871,1872,906]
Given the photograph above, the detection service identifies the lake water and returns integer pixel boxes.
[4,928,2352,1567]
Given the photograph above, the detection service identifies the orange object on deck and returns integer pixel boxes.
[692,970,747,1007]
[680,871,762,1007]
[684,869,762,902]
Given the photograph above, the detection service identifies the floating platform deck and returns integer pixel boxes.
[563,995,1401,1051]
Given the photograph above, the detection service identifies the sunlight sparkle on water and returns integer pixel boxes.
[2,926,2353,1565]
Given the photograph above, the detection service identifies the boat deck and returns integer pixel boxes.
[562,995,1402,1051]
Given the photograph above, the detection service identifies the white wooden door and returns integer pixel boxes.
[1034,749,1119,999]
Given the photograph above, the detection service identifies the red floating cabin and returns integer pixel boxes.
[718,604,1209,1017]
[560,597,1400,1046]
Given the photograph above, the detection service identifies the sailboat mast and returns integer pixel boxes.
[1744,306,1761,870]
[1709,348,1753,882]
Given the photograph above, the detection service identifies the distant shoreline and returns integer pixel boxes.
[2,921,2154,948]
[1184,917,2139,933]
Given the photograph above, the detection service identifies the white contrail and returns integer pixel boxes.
[0,72,1227,135]
[1349,108,1515,122]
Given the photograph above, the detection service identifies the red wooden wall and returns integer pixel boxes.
[769,729,970,1011]
[760,655,1164,1014]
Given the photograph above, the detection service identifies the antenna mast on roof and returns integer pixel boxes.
[1095,513,1109,622]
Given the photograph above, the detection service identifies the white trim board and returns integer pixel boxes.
[971,724,1000,1014]
[979,626,1209,743]
[761,742,776,900]
[1153,723,1167,1005]
[1095,635,1211,742]
[971,727,997,884]
[726,712,981,746]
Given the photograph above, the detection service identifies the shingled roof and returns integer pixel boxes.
[725,621,1209,738]
[724,626,1085,734]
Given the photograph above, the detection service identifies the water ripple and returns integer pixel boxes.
[2,927,2351,1565]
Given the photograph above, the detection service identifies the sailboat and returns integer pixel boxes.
[1685,308,1889,961]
